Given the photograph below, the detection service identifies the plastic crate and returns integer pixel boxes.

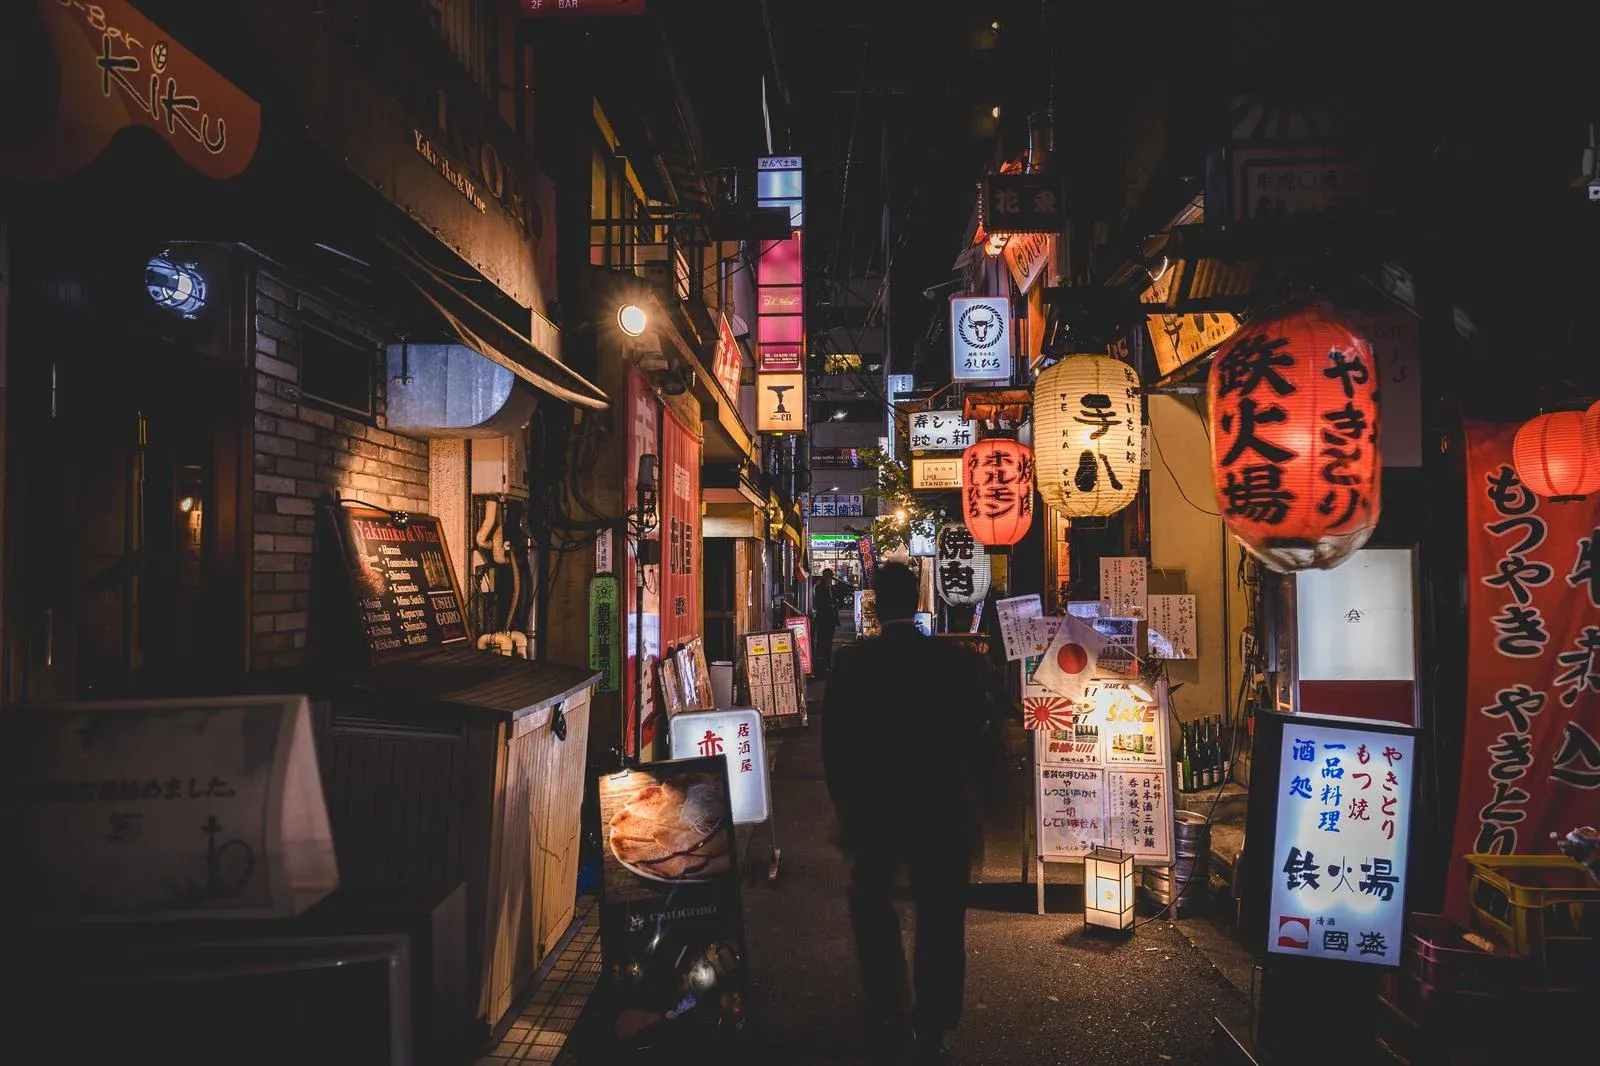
[1464,853,1600,983]
[1403,912,1527,998]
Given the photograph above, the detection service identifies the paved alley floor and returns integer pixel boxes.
[559,684,1253,1065]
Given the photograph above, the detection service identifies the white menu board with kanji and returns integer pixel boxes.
[1267,720,1414,967]
[668,708,771,824]
[1024,631,1175,865]
[1099,556,1148,619]
[741,629,806,726]
[1147,594,1197,659]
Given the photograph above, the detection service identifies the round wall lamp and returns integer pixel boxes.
[617,303,648,337]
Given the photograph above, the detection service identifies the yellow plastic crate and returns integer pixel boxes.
[1463,853,1600,983]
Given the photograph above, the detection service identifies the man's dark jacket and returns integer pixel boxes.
[821,620,997,856]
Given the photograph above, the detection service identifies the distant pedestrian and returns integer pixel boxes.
[821,562,994,1063]
[812,567,841,674]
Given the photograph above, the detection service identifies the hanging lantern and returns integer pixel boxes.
[1512,410,1600,500]
[935,523,991,606]
[1586,399,1600,456]
[961,438,1035,546]
[1207,302,1381,573]
[1033,354,1143,518]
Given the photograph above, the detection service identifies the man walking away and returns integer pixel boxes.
[821,562,993,1063]
[811,567,841,675]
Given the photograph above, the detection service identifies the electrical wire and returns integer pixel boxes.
[1148,420,1221,517]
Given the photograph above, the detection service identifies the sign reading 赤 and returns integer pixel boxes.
[3,0,262,180]
[331,505,471,665]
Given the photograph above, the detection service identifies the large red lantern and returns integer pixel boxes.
[1512,410,1600,500]
[1207,302,1381,572]
[962,438,1035,546]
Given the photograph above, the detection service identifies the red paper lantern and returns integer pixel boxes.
[1586,399,1600,456]
[1512,410,1600,500]
[962,438,1035,546]
[1207,302,1381,572]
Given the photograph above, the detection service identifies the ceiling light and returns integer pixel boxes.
[991,20,1001,30]
[617,303,647,337]
[991,106,1002,120]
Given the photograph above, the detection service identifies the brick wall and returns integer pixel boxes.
[250,270,430,671]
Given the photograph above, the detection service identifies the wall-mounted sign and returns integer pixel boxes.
[1147,594,1197,660]
[595,527,614,574]
[979,172,1064,234]
[1141,260,1244,378]
[755,372,806,433]
[810,494,865,517]
[950,295,1012,382]
[1230,147,1371,222]
[712,313,744,404]
[589,575,621,692]
[331,505,471,665]
[757,229,804,372]
[910,409,977,451]
[1003,232,1054,294]
[4,0,263,181]
[1267,719,1414,967]
[888,374,916,398]
[756,155,804,226]
[668,709,772,824]
[521,0,646,15]
[911,456,963,491]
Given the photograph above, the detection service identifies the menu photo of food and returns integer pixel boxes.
[596,757,749,1048]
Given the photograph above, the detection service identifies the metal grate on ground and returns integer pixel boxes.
[476,898,603,1065]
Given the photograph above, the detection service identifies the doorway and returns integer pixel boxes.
[6,317,247,703]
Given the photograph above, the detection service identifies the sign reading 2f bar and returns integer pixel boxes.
[950,295,1012,382]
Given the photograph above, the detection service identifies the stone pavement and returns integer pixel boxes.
[552,667,1254,1065]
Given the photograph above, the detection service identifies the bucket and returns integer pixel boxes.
[1145,812,1211,915]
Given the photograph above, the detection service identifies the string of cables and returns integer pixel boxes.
[525,394,620,609]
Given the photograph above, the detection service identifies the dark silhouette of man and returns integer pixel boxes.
[822,561,994,1063]
[811,567,841,674]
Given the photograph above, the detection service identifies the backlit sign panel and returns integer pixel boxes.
[950,295,1012,382]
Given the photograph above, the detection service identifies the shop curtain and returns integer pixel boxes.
[1445,420,1600,918]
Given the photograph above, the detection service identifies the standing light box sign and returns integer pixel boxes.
[910,410,977,451]
[950,295,1012,382]
[1034,355,1143,518]
[936,524,991,606]
[756,373,806,432]
[1269,719,1414,966]
[669,709,772,824]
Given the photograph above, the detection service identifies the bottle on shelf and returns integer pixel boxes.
[1179,722,1194,792]
[1217,715,1232,784]
[1203,717,1218,788]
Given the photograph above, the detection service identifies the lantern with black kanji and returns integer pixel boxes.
[1586,399,1600,456]
[935,523,991,606]
[1033,354,1143,518]
[1512,410,1600,500]
[1207,302,1381,572]
[961,438,1035,546]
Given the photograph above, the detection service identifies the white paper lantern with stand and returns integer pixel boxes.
[1033,354,1143,518]
[1084,844,1136,932]
[935,523,991,606]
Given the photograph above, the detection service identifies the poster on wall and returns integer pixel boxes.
[596,758,750,1046]
[1445,421,1600,920]
[1099,556,1147,619]
[1147,594,1197,660]
[1268,718,1414,966]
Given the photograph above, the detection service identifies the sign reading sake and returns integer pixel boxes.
[0,695,338,920]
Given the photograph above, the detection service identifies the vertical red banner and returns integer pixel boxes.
[1445,420,1600,918]
[624,370,660,757]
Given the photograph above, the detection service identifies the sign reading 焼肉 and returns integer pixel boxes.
[950,295,1012,382]
[332,505,471,665]
[596,757,749,1046]
[1268,719,1414,966]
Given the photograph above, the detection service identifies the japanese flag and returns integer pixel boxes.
[1031,614,1107,703]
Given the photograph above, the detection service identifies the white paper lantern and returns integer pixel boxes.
[935,523,991,606]
[1033,354,1143,518]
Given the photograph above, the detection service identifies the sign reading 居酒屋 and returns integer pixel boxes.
[668,709,772,825]
[950,296,1012,383]
[1268,719,1414,966]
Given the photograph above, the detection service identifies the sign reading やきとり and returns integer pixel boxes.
[1269,719,1413,965]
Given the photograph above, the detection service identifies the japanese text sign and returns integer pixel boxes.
[950,295,1012,383]
[810,494,865,517]
[1445,421,1600,918]
[712,313,743,405]
[936,523,991,607]
[1099,556,1147,619]
[911,456,963,491]
[756,372,806,433]
[668,709,771,824]
[979,172,1063,234]
[1147,594,1197,660]
[6,0,263,181]
[962,439,1034,547]
[1269,720,1414,966]
[910,409,977,452]
[995,594,1046,661]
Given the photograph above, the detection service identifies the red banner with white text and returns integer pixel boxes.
[1445,420,1600,919]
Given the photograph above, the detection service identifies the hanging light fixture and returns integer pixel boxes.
[1512,410,1600,500]
[961,438,1035,546]
[1207,302,1382,572]
[1585,398,1600,456]
[1033,354,1143,518]
[935,523,991,606]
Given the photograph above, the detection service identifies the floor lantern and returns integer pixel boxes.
[1207,302,1381,572]
[1084,845,1136,932]
[1033,354,1143,518]
[1514,410,1600,500]
[962,438,1034,546]
[935,523,991,606]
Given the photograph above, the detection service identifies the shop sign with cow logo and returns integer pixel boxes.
[950,295,1012,382]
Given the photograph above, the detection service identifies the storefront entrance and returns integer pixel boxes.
[6,301,248,703]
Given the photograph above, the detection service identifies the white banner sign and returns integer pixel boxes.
[909,409,977,451]
[995,593,1046,661]
[1147,594,1197,659]
[595,528,614,574]
[1099,556,1147,619]
[950,295,1012,382]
